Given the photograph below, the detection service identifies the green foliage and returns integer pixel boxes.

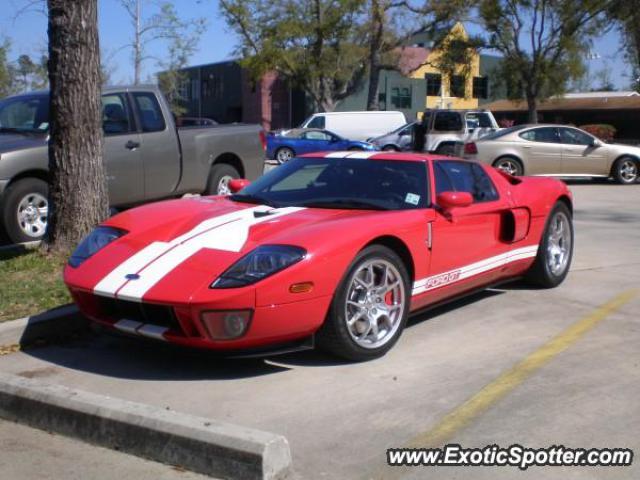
[478,0,609,122]
[0,39,15,98]
[155,2,206,117]
[579,124,616,141]
[220,0,369,112]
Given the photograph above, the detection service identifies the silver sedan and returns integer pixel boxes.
[463,124,640,184]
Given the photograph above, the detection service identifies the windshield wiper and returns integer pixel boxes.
[300,199,389,210]
[230,193,281,208]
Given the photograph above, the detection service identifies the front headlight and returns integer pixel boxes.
[68,226,126,268]
[211,245,306,289]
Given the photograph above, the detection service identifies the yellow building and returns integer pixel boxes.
[405,23,483,111]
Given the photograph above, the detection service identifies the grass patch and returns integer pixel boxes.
[0,248,71,322]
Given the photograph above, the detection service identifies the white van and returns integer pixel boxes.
[300,111,407,141]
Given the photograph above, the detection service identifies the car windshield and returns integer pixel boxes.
[231,157,428,210]
[481,124,527,140]
[0,95,50,133]
[389,122,415,135]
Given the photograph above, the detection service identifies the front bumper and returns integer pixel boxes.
[69,288,332,353]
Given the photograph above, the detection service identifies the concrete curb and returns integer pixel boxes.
[0,372,292,480]
[0,240,40,253]
[0,304,89,347]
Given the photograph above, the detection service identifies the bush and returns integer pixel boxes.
[579,124,616,142]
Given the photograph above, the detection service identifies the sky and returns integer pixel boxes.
[0,0,633,90]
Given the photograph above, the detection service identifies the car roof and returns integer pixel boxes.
[300,151,467,163]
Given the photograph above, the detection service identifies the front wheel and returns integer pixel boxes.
[2,178,49,243]
[206,164,240,196]
[316,245,410,361]
[526,202,573,288]
[611,157,639,184]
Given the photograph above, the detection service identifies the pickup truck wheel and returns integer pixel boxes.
[2,178,49,244]
[206,164,240,196]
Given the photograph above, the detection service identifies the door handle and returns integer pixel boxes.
[125,140,140,150]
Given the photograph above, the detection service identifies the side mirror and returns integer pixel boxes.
[229,179,251,193]
[437,191,473,210]
[590,138,602,148]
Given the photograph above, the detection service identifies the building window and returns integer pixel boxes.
[390,87,411,108]
[425,73,441,96]
[473,76,488,99]
[177,78,190,101]
[450,75,466,98]
[191,78,200,101]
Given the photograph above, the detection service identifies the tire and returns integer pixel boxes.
[205,164,240,196]
[2,177,49,244]
[435,143,456,156]
[316,245,410,361]
[382,145,399,152]
[348,146,363,151]
[493,156,524,176]
[525,202,573,288]
[275,147,295,163]
[611,157,639,184]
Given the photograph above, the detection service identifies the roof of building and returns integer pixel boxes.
[564,91,639,98]
[485,93,640,112]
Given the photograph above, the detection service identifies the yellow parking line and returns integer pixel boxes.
[375,289,638,479]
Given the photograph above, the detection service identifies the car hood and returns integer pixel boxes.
[65,196,382,303]
[0,132,47,154]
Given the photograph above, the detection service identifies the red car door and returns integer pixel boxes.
[412,160,511,309]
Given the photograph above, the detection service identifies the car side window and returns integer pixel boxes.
[434,161,499,203]
[433,112,463,132]
[101,94,132,135]
[559,128,593,146]
[519,127,559,143]
[132,92,166,132]
[306,116,325,129]
[303,131,331,141]
[466,112,493,128]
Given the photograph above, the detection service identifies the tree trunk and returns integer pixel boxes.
[47,0,108,253]
[134,0,141,85]
[526,94,538,124]
[365,0,384,111]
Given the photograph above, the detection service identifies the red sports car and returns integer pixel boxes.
[64,152,574,361]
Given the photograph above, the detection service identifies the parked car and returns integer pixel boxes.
[299,111,406,141]
[463,124,640,184]
[0,85,266,243]
[65,152,573,361]
[267,128,377,162]
[368,122,415,151]
[413,109,500,154]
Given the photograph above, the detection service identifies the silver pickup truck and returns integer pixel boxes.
[0,85,265,243]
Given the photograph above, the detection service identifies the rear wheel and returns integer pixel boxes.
[526,202,573,288]
[435,143,456,156]
[611,157,639,184]
[382,145,399,152]
[493,156,524,176]
[275,147,294,163]
[206,164,240,196]
[2,178,49,243]
[316,245,410,361]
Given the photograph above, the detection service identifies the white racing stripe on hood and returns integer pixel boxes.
[94,205,304,301]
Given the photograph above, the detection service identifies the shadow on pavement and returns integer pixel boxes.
[21,281,529,377]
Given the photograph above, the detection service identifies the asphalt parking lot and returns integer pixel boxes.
[1,180,639,480]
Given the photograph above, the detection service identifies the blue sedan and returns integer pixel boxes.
[267,128,378,162]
